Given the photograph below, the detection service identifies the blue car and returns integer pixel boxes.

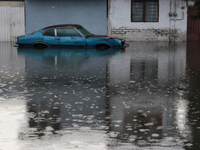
[17,24,126,49]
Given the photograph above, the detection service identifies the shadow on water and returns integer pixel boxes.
[1,42,200,149]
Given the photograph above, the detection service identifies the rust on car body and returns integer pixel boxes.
[85,34,124,40]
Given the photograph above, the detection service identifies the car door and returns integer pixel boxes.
[56,28,86,46]
[43,29,58,45]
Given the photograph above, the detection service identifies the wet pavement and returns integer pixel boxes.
[0,41,200,150]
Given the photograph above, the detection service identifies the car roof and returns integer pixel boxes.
[43,24,82,30]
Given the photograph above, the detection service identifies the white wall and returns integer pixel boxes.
[108,0,188,42]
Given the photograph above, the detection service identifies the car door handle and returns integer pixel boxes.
[56,37,60,40]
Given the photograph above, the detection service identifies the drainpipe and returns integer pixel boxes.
[171,0,185,21]
[173,0,177,43]
[170,0,185,42]
[171,12,184,21]
[169,0,172,42]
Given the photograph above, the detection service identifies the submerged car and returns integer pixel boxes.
[17,24,126,49]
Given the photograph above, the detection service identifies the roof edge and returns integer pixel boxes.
[43,24,82,29]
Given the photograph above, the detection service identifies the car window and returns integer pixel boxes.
[77,27,92,36]
[57,28,81,37]
[43,29,55,36]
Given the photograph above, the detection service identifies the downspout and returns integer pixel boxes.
[169,0,172,42]
[174,0,177,43]
[171,12,184,21]
[107,0,111,35]
[170,0,185,21]
[170,0,185,42]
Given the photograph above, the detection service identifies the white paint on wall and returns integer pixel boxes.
[108,0,188,42]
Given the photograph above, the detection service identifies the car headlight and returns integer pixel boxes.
[121,39,125,45]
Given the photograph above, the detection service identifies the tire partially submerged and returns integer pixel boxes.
[95,44,111,51]
[33,43,48,49]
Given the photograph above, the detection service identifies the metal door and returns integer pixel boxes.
[0,2,25,42]
[187,7,200,41]
[25,0,107,35]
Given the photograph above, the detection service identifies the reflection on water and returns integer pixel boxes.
[0,42,200,150]
[18,47,121,135]
[107,42,189,149]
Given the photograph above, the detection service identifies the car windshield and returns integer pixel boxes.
[77,27,92,36]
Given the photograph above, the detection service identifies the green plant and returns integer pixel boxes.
[191,0,200,20]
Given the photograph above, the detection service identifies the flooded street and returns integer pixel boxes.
[0,41,200,150]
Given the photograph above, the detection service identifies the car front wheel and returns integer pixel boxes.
[33,43,48,49]
[95,44,111,51]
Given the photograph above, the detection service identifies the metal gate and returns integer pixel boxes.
[187,7,200,41]
[0,2,25,42]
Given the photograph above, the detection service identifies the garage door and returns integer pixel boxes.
[0,2,25,41]
[25,0,107,35]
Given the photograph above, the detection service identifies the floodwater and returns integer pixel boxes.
[0,41,200,150]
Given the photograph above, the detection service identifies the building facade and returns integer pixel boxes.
[0,0,197,42]
[108,0,188,42]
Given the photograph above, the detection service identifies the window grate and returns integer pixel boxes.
[131,0,159,22]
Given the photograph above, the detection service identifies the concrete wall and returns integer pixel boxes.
[25,0,107,35]
[108,0,188,42]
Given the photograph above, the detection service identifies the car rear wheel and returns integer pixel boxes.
[33,43,48,49]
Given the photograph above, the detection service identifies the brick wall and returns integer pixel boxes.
[111,27,179,41]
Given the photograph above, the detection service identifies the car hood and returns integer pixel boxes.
[86,34,125,40]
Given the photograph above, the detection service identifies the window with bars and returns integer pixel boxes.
[131,0,159,22]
